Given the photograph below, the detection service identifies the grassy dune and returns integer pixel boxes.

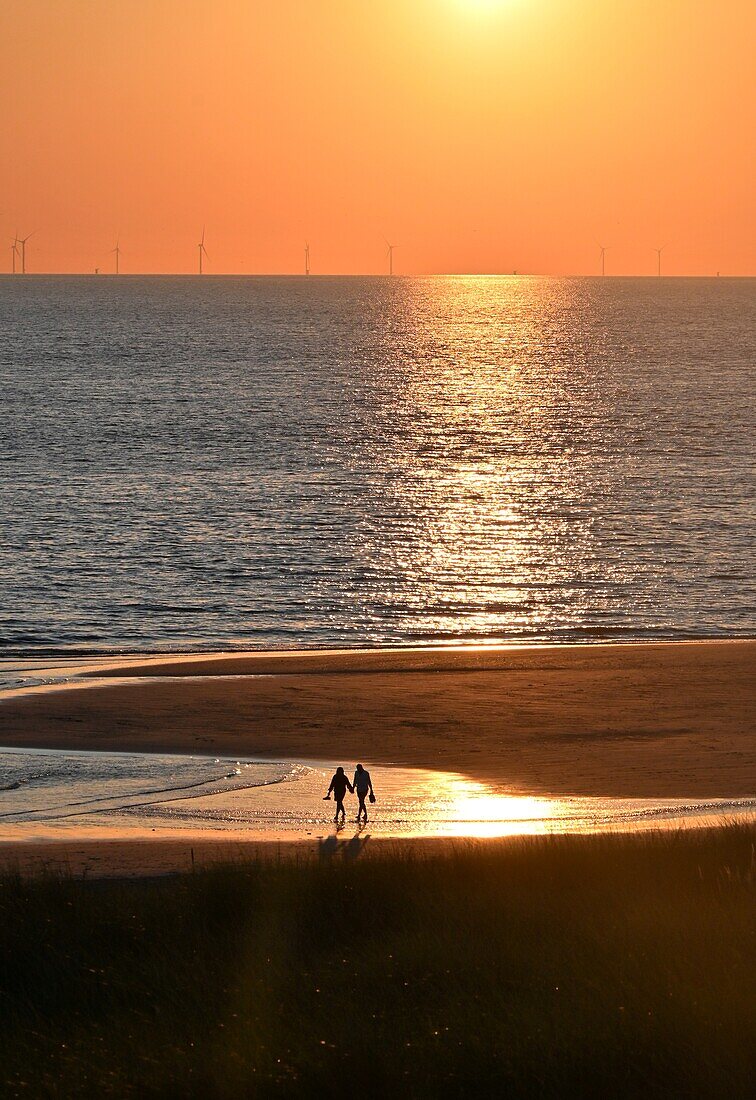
[1,826,754,1097]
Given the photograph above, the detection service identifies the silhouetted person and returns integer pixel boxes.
[352,763,374,823]
[324,766,352,823]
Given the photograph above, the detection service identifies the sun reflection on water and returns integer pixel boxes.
[380,278,602,644]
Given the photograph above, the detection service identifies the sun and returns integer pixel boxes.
[455,0,515,16]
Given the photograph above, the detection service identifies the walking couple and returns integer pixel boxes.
[324,764,375,823]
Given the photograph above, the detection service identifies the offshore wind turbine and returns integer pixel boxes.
[198,227,208,275]
[599,244,609,276]
[385,240,396,276]
[17,232,34,274]
[10,235,20,274]
[111,239,122,275]
[305,241,311,275]
[654,244,666,277]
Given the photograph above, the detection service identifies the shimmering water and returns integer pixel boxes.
[1,275,754,656]
[1,749,752,841]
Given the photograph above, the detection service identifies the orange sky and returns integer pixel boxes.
[2,0,754,275]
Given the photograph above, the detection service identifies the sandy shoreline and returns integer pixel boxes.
[1,640,753,801]
[0,833,501,878]
[3,820,754,879]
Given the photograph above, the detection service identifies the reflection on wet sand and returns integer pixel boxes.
[437,778,557,837]
[0,748,752,845]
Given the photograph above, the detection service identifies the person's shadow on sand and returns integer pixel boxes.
[318,835,340,858]
[344,833,369,860]
[318,834,370,860]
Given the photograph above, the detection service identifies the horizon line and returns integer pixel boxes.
[1,271,751,279]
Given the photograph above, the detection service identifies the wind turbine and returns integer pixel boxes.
[198,227,208,275]
[305,241,311,276]
[17,232,34,274]
[385,239,396,276]
[111,239,122,275]
[653,244,666,277]
[599,244,609,277]
[10,235,20,274]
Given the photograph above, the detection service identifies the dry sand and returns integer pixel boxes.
[1,641,753,801]
[0,834,489,878]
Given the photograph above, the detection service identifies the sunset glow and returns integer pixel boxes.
[2,0,754,274]
[457,0,511,12]
[1,0,754,1090]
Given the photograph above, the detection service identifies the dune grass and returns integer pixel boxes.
[0,825,754,1097]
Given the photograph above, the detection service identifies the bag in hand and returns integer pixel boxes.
[369,792,376,804]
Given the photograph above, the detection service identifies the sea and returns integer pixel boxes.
[1,275,754,658]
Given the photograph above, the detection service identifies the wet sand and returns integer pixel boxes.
[1,641,753,802]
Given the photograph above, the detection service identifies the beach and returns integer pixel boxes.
[2,639,753,796]
[0,833,503,878]
[2,639,753,875]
